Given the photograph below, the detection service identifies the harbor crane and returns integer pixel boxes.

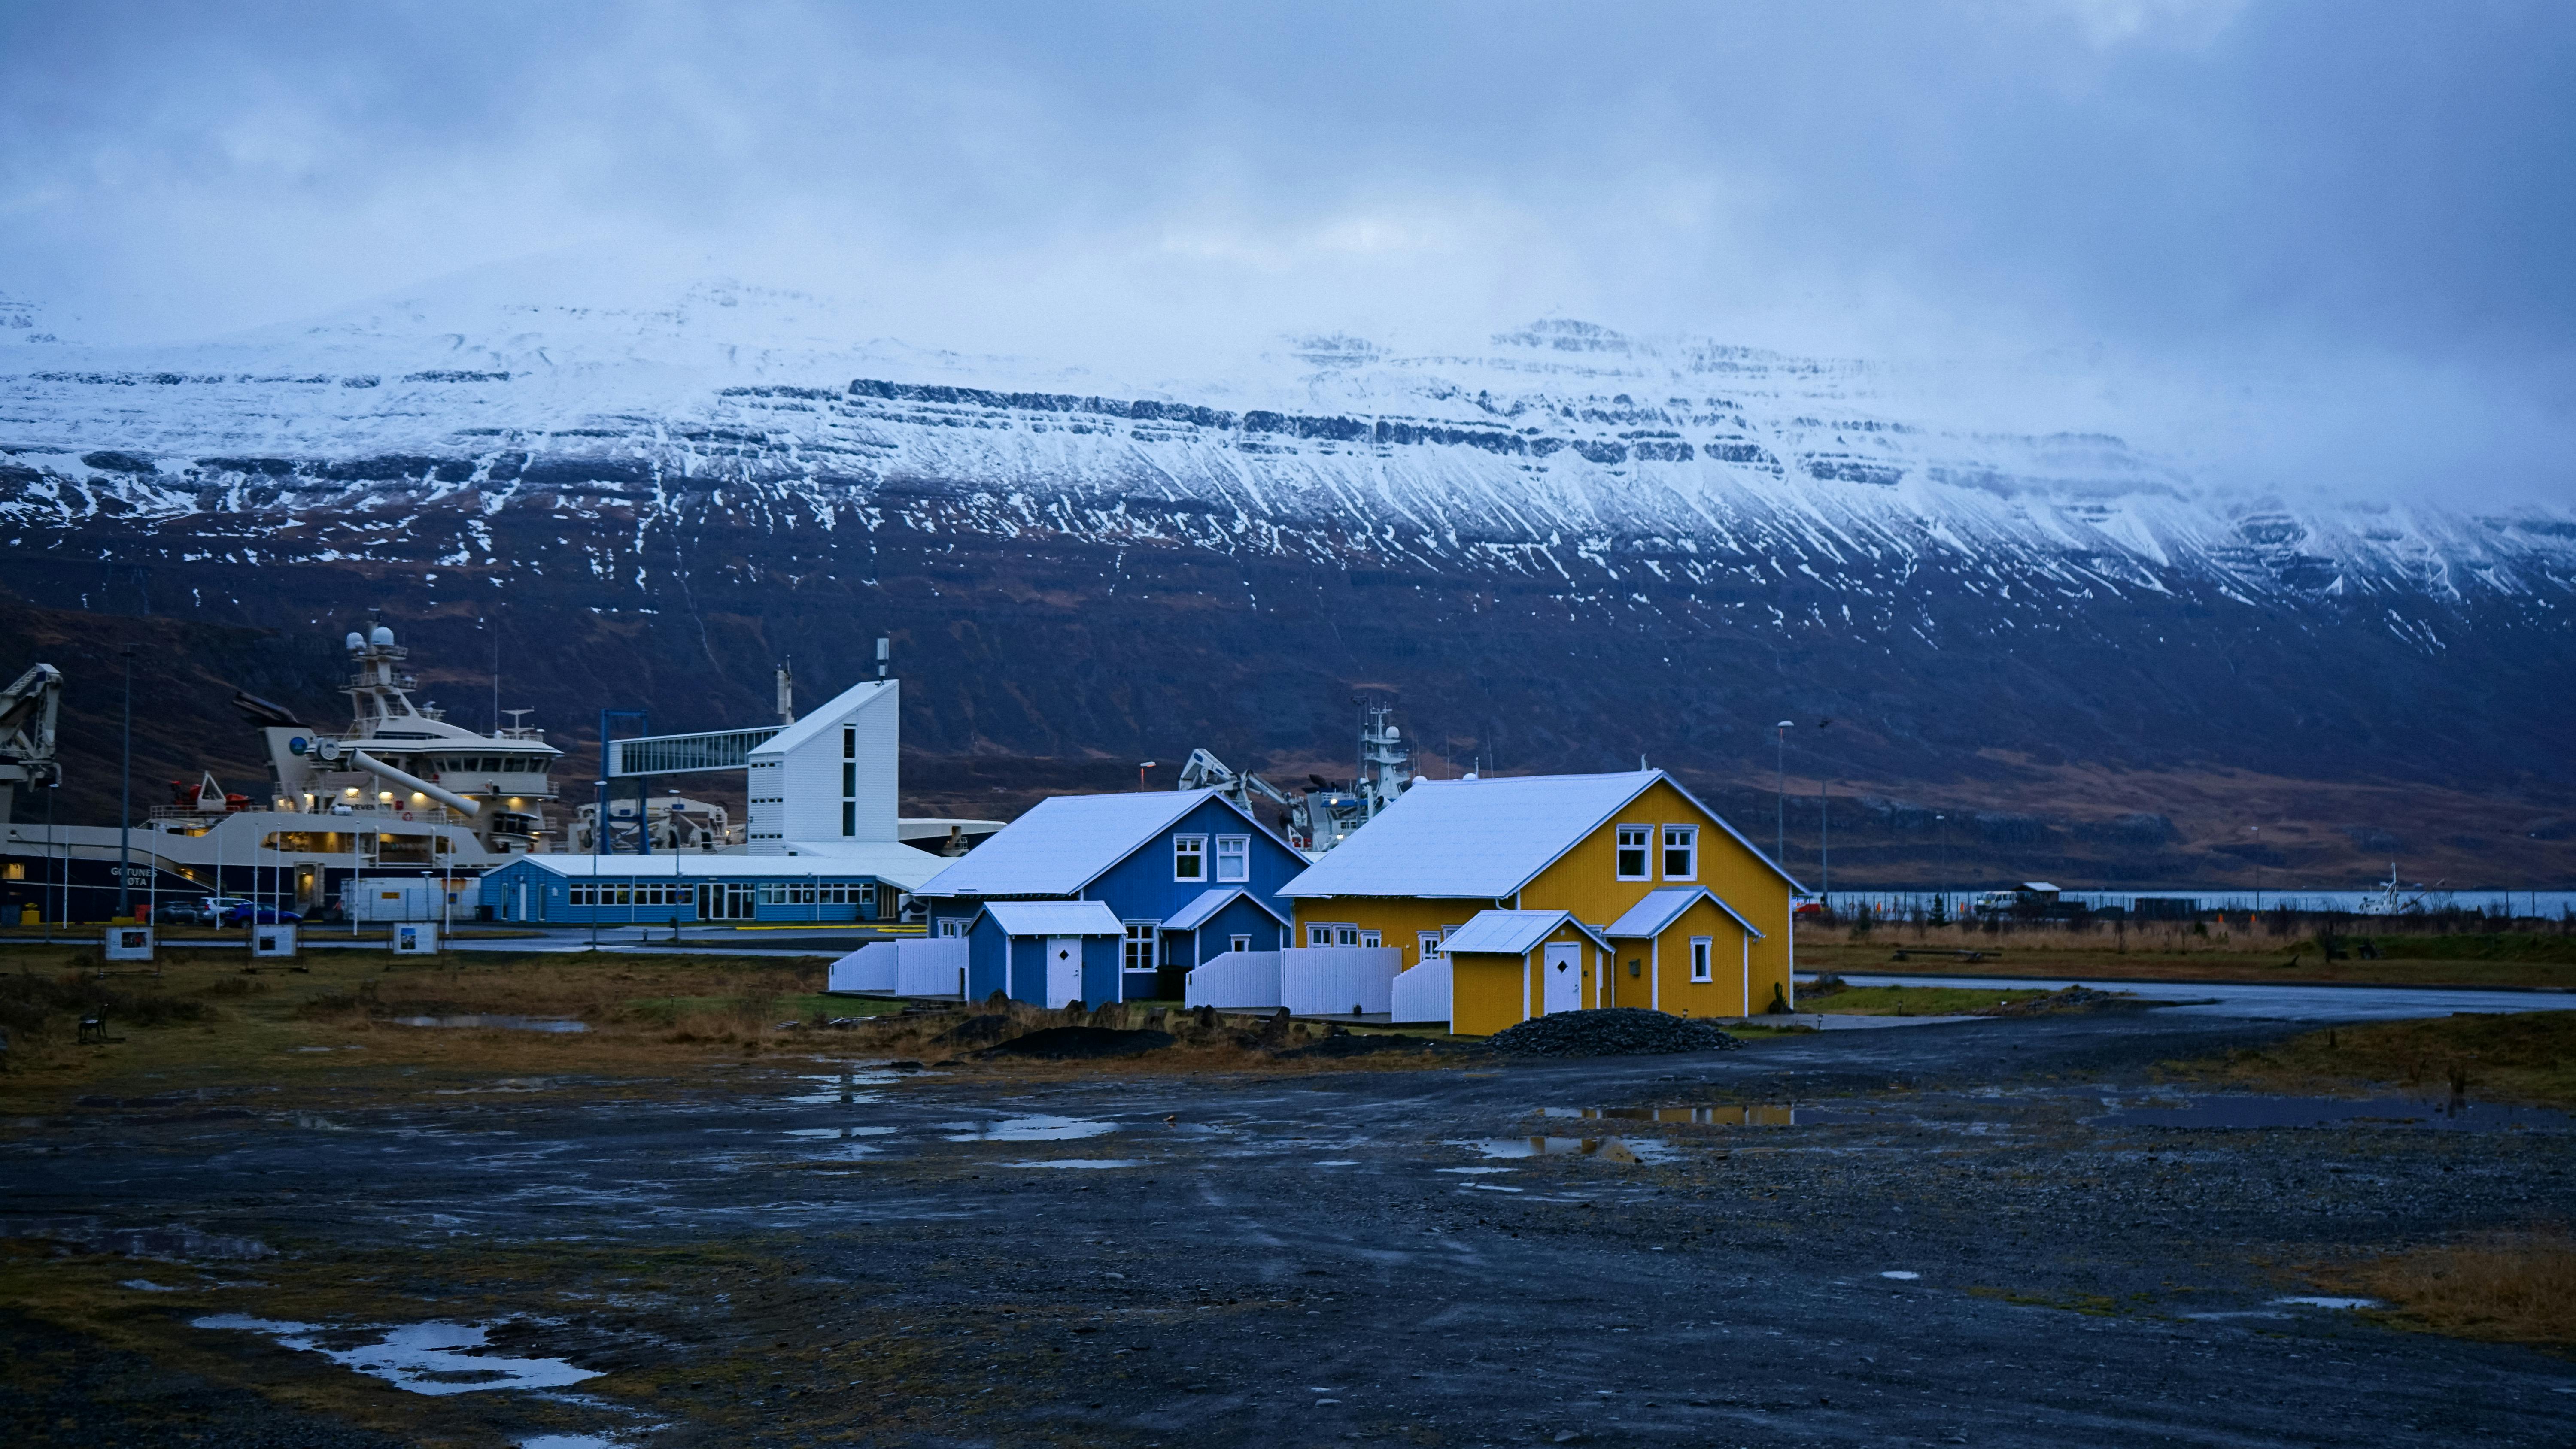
[0,662,63,825]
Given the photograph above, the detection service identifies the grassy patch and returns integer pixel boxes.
[2314,1230,2576,1348]
[2163,1011,2576,1109]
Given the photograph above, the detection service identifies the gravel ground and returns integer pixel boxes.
[3,1009,2572,1447]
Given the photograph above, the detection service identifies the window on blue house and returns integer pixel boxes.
[1215,835,1249,882]
[1124,923,1157,973]
[1173,835,1206,881]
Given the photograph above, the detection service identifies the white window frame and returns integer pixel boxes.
[1615,824,1650,881]
[1173,834,1207,882]
[936,917,966,938]
[1690,936,1713,982]
[1214,834,1250,883]
[1123,922,1158,973]
[1335,925,1361,946]
[1229,934,1252,953]
[1663,825,1698,882]
[1358,930,1381,948]
[1418,931,1445,961]
[1308,922,1353,947]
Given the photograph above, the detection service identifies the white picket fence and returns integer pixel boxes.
[1389,958,1452,1029]
[1280,946,1405,1017]
[827,941,899,993]
[828,937,969,998]
[1184,949,1281,1009]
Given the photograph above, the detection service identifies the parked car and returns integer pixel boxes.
[219,903,302,927]
[153,897,211,926]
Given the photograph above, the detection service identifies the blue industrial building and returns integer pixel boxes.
[916,789,1306,1000]
[476,849,945,925]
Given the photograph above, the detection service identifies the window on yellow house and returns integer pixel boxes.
[1418,931,1444,961]
[1616,825,1649,879]
[1663,825,1698,880]
[1689,936,1713,981]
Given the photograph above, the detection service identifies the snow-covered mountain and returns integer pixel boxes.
[3,278,2572,884]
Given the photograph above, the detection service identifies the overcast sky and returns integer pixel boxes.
[3,1,2571,501]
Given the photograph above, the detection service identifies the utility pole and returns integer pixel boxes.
[1814,717,1833,913]
[2250,825,2263,914]
[1774,720,1794,867]
[1936,813,1949,923]
[118,643,135,921]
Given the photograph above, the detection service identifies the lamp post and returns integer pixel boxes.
[117,643,135,922]
[591,778,605,952]
[1773,720,1794,868]
[1936,813,1949,923]
[1814,717,1833,915]
[1139,760,1157,791]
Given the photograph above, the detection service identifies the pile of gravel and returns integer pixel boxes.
[1485,1008,1743,1057]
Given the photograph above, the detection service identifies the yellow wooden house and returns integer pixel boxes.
[1278,769,1799,1035]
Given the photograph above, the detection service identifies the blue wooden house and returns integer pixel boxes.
[917,788,1306,1001]
[962,901,1125,1008]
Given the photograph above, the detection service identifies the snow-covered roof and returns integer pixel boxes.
[497,848,937,887]
[917,789,1265,898]
[973,900,1126,937]
[1162,887,1288,932]
[1603,885,1765,940]
[1439,909,1611,957]
[1282,770,1800,899]
[747,679,897,759]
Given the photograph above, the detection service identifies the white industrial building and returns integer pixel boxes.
[746,678,903,851]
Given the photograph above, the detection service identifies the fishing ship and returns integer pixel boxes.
[2,622,560,924]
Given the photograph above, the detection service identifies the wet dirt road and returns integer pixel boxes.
[6,1009,2573,1447]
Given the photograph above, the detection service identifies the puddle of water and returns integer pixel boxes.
[2094,1095,2574,1131]
[121,1278,180,1291]
[1436,1166,1516,1175]
[193,1316,601,1395]
[1003,1159,1151,1170]
[1464,1183,1523,1193]
[940,1115,1118,1143]
[2274,1296,2382,1310]
[522,1436,627,1449]
[392,1016,589,1034]
[784,1070,908,1105]
[782,1127,897,1139]
[1879,1271,1920,1281]
[1464,1136,1680,1164]
[1546,1105,1811,1128]
[1315,1160,1359,1167]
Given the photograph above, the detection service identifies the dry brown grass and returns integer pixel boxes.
[2316,1230,2576,1348]
[2164,1011,2576,1109]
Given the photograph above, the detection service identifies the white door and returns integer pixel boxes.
[1541,942,1583,1015]
[1044,937,1083,1009]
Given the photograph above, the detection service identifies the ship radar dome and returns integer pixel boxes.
[369,625,396,646]
[343,631,365,651]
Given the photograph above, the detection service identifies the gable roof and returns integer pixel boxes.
[919,789,1287,898]
[1439,908,1613,957]
[971,900,1126,936]
[1603,885,1765,940]
[1162,887,1290,932]
[1279,769,1803,900]
[747,678,896,759]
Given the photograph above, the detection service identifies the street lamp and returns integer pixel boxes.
[118,643,135,922]
[1139,760,1157,791]
[1773,720,1794,868]
[1936,813,1949,923]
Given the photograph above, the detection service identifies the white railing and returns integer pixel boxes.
[894,936,970,998]
[1184,949,1282,1010]
[1389,958,1453,1030]
[827,941,902,994]
[1280,946,1405,1017]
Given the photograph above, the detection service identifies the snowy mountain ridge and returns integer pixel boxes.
[4,281,2571,640]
